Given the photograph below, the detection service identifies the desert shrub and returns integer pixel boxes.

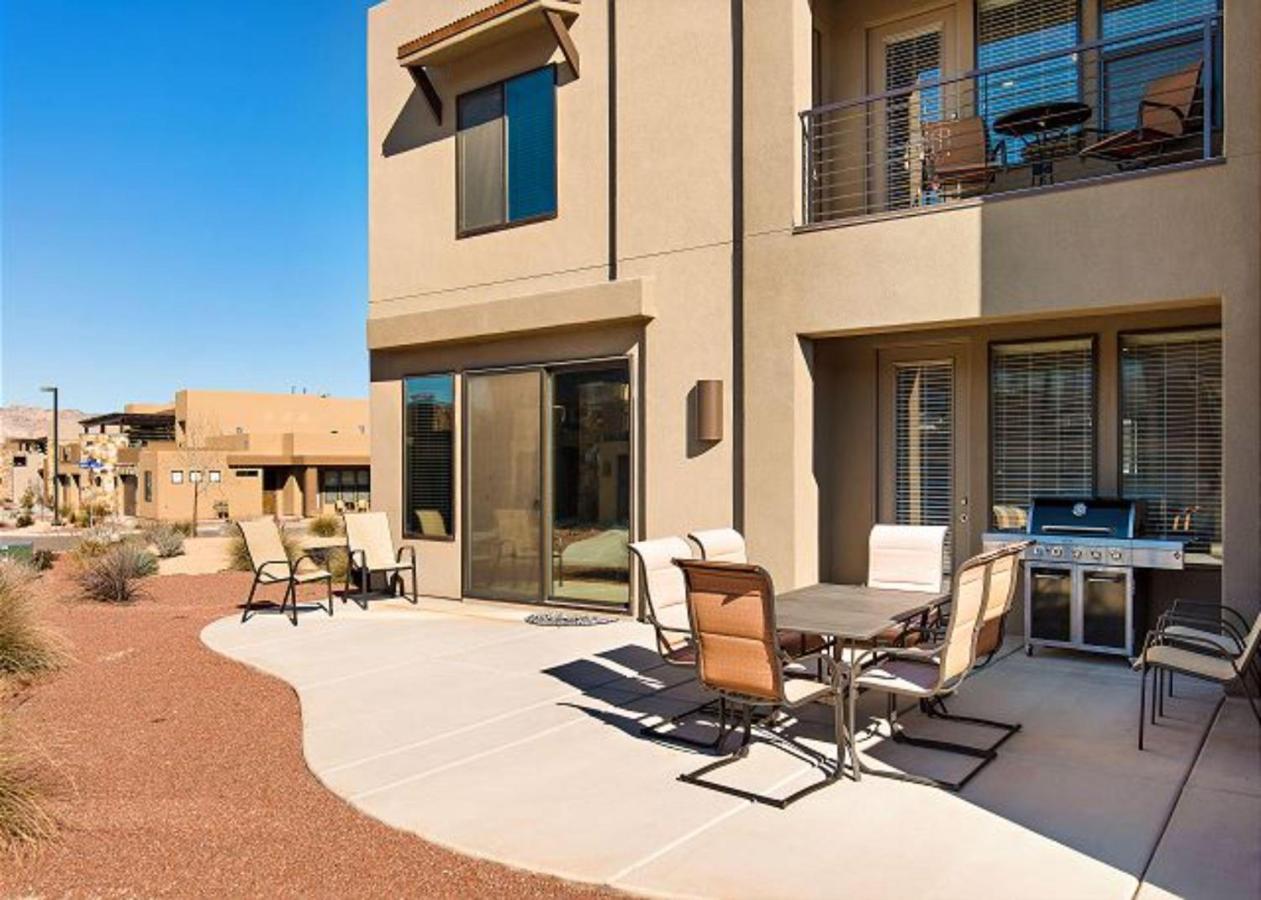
[0,562,63,677]
[76,544,156,604]
[323,547,349,582]
[14,514,33,529]
[308,514,342,538]
[29,550,55,572]
[0,716,57,849]
[226,522,300,572]
[70,524,122,562]
[172,521,194,537]
[144,524,186,559]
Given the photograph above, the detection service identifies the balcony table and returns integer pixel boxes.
[992,100,1093,186]
[776,583,950,779]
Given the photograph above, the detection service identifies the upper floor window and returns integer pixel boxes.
[457,66,557,236]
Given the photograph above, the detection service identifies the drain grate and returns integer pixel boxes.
[524,612,618,627]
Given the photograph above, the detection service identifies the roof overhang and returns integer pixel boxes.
[397,0,580,123]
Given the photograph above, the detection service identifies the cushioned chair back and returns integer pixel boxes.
[345,512,396,570]
[676,559,782,702]
[924,116,988,168]
[629,536,693,622]
[868,524,948,593]
[688,528,747,563]
[1141,59,1203,136]
[415,509,448,537]
[238,518,288,574]
[974,542,1029,657]
[939,552,992,685]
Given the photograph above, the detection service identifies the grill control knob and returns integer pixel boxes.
[1091,550,1103,561]
[1072,548,1082,560]
[1051,546,1063,558]
[1110,550,1122,562]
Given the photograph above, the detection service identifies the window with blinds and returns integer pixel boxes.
[977,0,1080,160]
[990,339,1095,531]
[1120,329,1222,551]
[456,66,556,235]
[1099,0,1219,132]
[895,362,954,566]
[404,374,455,539]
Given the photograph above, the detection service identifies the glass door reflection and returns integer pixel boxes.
[549,364,631,607]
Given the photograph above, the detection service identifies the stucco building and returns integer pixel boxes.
[366,0,1256,634]
[0,437,48,509]
[58,390,369,522]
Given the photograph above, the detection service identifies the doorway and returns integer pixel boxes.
[464,359,632,608]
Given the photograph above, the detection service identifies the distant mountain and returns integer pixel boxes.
[0,405,95,442]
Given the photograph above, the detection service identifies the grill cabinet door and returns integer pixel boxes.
[1028,565,1073,642]
[1081,568,1130,650]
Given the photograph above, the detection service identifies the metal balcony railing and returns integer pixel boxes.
[801,14,1222,225]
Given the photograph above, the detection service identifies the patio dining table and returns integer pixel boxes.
[776,583,951,778]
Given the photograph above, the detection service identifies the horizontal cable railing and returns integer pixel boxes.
[801,14,1222,225]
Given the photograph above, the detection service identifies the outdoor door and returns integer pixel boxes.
[464,361,632,608]
[878,343,970,571]
[867,8,956,212]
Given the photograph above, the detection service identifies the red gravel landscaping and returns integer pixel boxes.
[0,563,610,898]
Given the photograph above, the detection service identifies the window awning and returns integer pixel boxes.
[397,0,580,123]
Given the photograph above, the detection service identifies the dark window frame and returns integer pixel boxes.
[455,65,559,239]
[402,372,457,542]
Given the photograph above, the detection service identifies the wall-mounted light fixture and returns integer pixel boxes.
[696,379,723,443]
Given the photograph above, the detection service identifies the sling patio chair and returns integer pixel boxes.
[866,524,949,647]
[1147,600,1261,712]
[238,518,333,626]
[847,548,1010,791]
[1138,611,1261,750]
[343,511,419,606]
[972,540,1034,668]
[923,116,1006,199]
[1080,59,1204,169]
[674,558,845,808]
[689,528,827,661]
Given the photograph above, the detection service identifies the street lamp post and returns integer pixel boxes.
[40,385,59,526]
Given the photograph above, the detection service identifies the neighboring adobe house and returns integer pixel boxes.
[0,436,48,509]
[59,390,369,523]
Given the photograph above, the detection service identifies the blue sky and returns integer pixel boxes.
[1,1,375,412]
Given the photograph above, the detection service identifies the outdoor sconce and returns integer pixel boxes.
[696,379,724,443]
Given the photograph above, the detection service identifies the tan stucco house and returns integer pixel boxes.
[60,390,369,523]
[367,0,1256,637]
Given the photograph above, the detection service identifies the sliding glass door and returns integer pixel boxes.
[464,360,632,608]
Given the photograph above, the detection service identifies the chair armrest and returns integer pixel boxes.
[1139,97,1187,122]
[289,553,327,575]
[1149,631,1235,660]
[255,559,291,578]
[397,545,417,564]
[1170,599,1251,634]
[347,548,368,572]
[1158,612,1244,645]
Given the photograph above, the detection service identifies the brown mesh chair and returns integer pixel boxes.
[674,559,844,808]
[1080,59,1204,167]
[923,116,1005,199]
[848,549,1010,791]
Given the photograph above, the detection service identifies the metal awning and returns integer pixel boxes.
[397,0,580,122]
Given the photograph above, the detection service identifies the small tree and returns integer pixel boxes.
[172,414,221,536]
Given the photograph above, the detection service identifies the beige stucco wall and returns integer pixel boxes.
[135,448,264,523]
[174,391,368,443]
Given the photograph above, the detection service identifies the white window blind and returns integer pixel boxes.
[991,339,1095,531]
[894,361,953,566]
[1120,329,1221,550]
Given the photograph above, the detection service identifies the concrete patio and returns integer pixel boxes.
[202,597,1259,899]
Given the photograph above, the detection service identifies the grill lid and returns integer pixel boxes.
[1027,497,1139,539]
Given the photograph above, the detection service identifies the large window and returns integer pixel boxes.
[1121,328,1221,551]
[404,374,455,539]
[977,0,1081,161]
[894,361,954,565]
[321,468,370,510]
[990,339,1095,531]
[457,66,557,235]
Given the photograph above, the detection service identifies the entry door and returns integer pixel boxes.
[867,8,956,212]
[878,344,970,570]
[465,370,544,602]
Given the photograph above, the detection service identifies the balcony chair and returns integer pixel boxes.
[238,518,333,627]
[1138,611,1261,750]
[922,117,1005,200]
[867,524,949,647]
[1080,59,1204,169]
[629,536,731,749]
[847,548,1011,791]
[674,558,845,808]
[689,527,827,661]
[343,511,419,606]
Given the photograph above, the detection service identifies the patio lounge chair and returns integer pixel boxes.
[1080,59,1204,168]
[847,548,1008,791]
[1138,610,1261,749]
[923,116,1005,198]
[238,518,333,626]
[674,558,845,808]
[343,511,419,605]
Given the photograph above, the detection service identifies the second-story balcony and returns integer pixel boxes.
[802,8,1222,226]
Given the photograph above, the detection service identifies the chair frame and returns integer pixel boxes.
[239,521,333,627]
[674,559,846,808]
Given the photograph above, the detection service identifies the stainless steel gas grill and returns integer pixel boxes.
[983,498,1184,658]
